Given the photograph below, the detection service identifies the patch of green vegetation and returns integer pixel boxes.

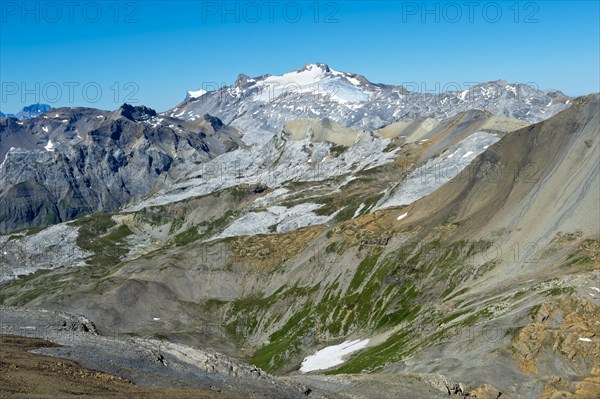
[173,226,199,246]
[376,301,420,329]
[438,307,473,325]
[442,220,462,227]
[198,210,234,239]
[69,213,133,266]
[512,290,528,300]
[230,186,248,201]
[225,285,319,349]
[168,217,186,234]
[221,284,325,373]
[171,210,236,246]
[561,240,598,269]
[383,142,397,153]
[309,197,339,217]
[335,206,356,222]
[237,237,495,375]
[543,286,575,297]
[527,304,542,320]
[0,265,77,306]
[348,250,383,292]
[250,301,314,372]
[4,226,47,241]
[460,307,494,327]
[358,194,383,216]
[324,240,349,257]
[24,226,46,236]
[329,144,346,158]
[354,164,389,178]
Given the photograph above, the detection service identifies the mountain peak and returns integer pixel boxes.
[0,103,52,120]
[296,63,331,73]
[235,73,255,87]
[202,113,225,130]
[21,103,52,114]
[118,103,157,121]
[186,88,207,100]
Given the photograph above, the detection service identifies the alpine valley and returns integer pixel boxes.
[0,64,597,399]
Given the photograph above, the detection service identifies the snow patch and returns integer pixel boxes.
[353,203,365,218]
[215,203,336,239]
[44,140,55,152]
[188,89,207,99]
[374,131,499,210]
[397,212,408,221]
[300,339,370,372]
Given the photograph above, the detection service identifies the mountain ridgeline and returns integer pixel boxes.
[0,65,598,399]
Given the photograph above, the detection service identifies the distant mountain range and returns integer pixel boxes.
[0,103,52,120]
[172,63,571,143]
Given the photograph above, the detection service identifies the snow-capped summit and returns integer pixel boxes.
[186,88,207,100]
[251,63,370,105]
[168,64,571,141]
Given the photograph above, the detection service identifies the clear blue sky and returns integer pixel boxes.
[1,0,598,113]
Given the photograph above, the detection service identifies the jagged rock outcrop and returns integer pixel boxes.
[0,105,242,233]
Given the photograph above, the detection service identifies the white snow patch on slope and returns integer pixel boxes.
[374,131,499,210]
[44,140,55,152]
[215,203,336,239]
[397,212,408,221]
[253,188,290,208]
[300,339,370,372]
[578,338,592,342]
[353,203,365,218]
[188,89,207,99]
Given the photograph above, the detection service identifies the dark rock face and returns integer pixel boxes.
[16,103,52,119]
[0,103,52,120]
[118,104,157,121]
[0,106,241,233]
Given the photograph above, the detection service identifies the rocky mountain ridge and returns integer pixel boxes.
[0,66,597,399]
[171,63,570,143]
[0,103,52,119]
[0,104,243,232]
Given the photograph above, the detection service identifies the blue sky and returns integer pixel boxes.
[1,0,599,113]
